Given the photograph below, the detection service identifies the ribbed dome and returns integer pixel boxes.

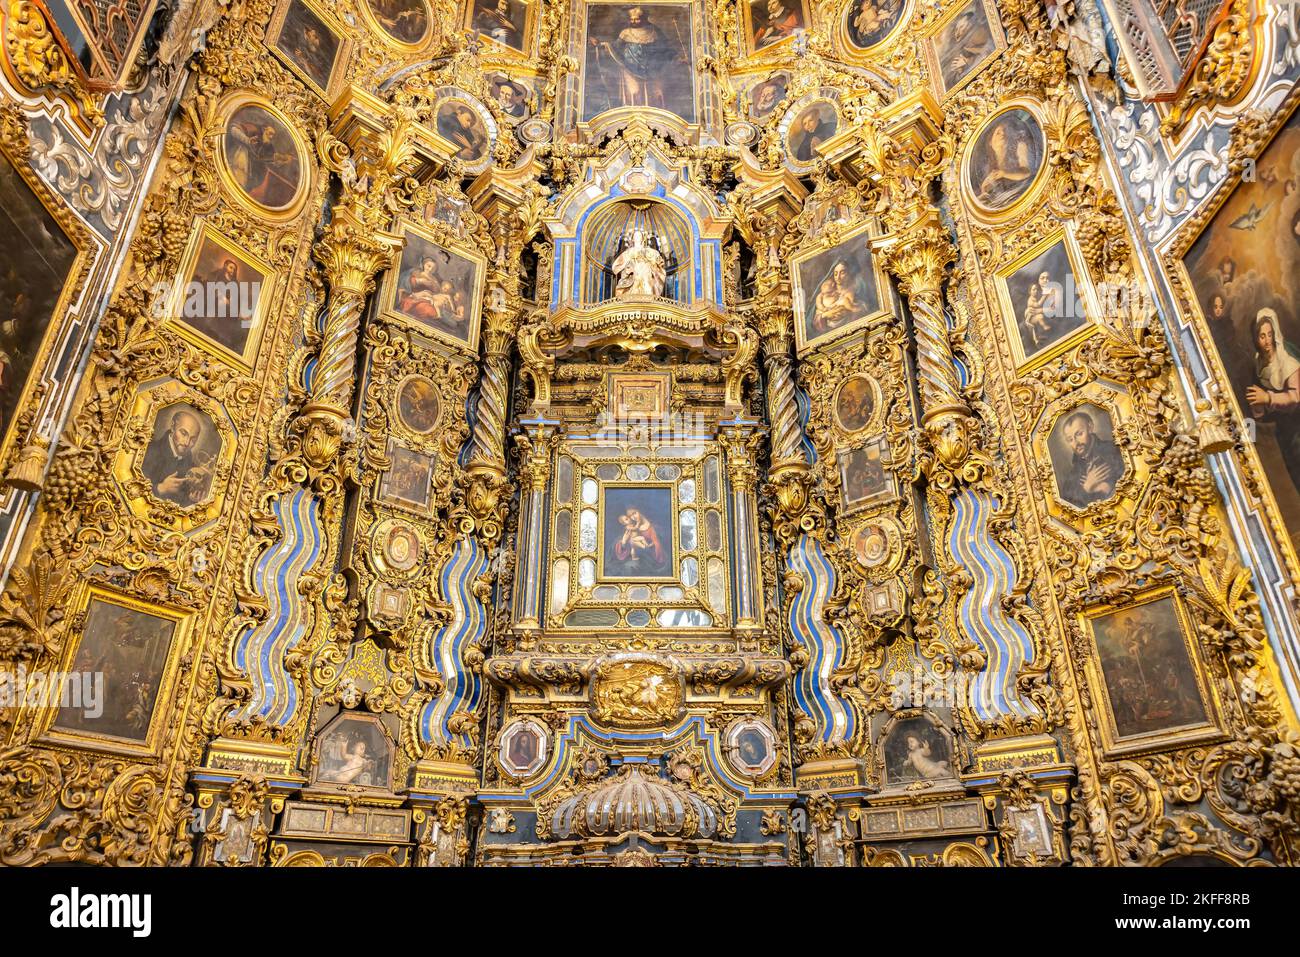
[550,764,719,839]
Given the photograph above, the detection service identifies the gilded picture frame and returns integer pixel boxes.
[993,225,1100,373]
[791,218,888,355]
[838,434,895,514]
[961,99,1050,222]
[465,0,536,56]
[376,438,436,515]
[115,380,238,532]
[164,221,276,372]
[1032,382,1137,521]
[358,0,435,51]
[739,0,812,57]
[779,91,843,175]
[575,0,701,133]
[39,581,191,759]
[1162,82,1300,582]
[1078,586,1224,758]
[266,0,352,100]
[380,220,487,355]
[835,0,912,58]
[214,92,312,222]
[922,0,1005,101]
[831,372,882,436]
[0,133,93,489]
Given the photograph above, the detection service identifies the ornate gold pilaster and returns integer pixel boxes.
[293,95,424,471]
[860,94,991,491]
[512,419,561,634]
[719,420,766,633]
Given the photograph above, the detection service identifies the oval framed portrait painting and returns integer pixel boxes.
[362,0,434,48]
[964,105,1047,217]
[783,98,840,171]
[434,94,495,173]
[833,375,879,434]
[218,97,308,219]
[396,374,441,434]
[842,0,909,52]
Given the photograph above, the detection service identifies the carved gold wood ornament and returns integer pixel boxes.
[0,0,1297,870]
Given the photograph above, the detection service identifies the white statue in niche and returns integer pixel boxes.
[612,229,667,299]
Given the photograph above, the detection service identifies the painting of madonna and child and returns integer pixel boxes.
[1184,108,1300,556]
[600,486,675,580]
[388,229,483,351]
[792,229,883,351]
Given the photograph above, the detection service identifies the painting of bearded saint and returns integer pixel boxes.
[601,486,674,579]
[1047,403,1125,509]
[583,4,694,123]
[747,0,807,52]
[471,0,529,51]
[932,0,997,94]
[142,403,222,507]
[221,104,303,212]
[276,0,341,92]
[391,230,482,348]
[1184,109,1300,558]
[794,232,881,349]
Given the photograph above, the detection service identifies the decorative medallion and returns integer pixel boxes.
[590,655,682,727]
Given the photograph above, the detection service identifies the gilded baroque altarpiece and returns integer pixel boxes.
[0,0,1296,867]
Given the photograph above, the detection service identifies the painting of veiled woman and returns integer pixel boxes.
[389,230,482,349]
[1184,109,1300,556]
[792,230,882,350]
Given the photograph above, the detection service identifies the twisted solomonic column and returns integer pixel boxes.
[298,204,404,468]
[878,216,989,488]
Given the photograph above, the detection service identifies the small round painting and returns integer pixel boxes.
[397,375,440,434]
[845,0,906,50]
[834,376,876,433]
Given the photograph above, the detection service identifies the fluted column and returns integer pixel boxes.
[511,419,559,633]
[719,420,765,632]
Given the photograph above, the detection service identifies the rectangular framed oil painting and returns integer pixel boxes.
[791,221,887,355]
[923,0,1005,101]
[267,0,350,99]
[466,0,535,55]
[41,583,190,758]
[381,222,485,354]
[839,435,895,513]
[165,222,274,371]
[1175,97,1300,566]
[0,142,89,470]
[378,439,436,513]
[994,227,1099,372]
[579,1,697,126]
[741,0,811,56]
[1079,587,1223,758]
[598,483,677,581]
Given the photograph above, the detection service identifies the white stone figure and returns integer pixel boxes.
[612,229,667,299]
